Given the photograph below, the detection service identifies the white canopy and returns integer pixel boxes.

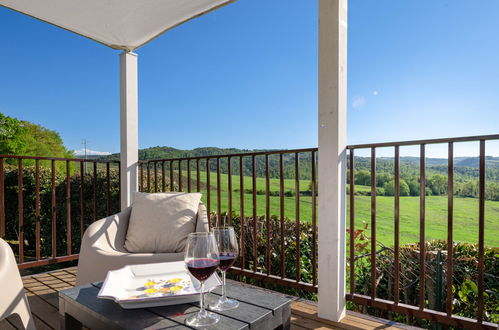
[0,0,235,50]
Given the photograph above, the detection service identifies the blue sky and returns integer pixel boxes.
[0,0,498,157]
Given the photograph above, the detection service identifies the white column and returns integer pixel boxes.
[317,0,347,322]
[120,51,139,210]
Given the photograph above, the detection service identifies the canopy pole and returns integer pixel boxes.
[317,0,347,322]
[120,51,139,210]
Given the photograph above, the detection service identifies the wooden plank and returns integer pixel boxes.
[0,315,53,330]
[2,315,25,330]
[0,317,18,330]
[291,302,405,330]
[27,294,61,329]
[23,283,49,291]
[34,292,60,309]
[62,267,77,274]
[290,322,310,330]
[292,301,317,313]
[51,273,74,280]
[291,315,335,329]
[291,301,418,330]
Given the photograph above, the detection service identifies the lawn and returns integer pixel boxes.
[160,170,499,247]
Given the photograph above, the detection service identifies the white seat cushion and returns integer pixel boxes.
[124,192,202,253]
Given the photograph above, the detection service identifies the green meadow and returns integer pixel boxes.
[163,170,499,247]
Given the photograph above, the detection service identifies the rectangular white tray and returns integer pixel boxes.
[97,261,221,309]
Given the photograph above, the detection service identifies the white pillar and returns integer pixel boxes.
[317,0,347,322]
[120,51,139,210]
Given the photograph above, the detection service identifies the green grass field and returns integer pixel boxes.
[158,170,499,247]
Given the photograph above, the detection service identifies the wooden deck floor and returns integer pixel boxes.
[1,267,417,330]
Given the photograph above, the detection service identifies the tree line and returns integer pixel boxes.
[0,112,73,168]
[349,169,499,201]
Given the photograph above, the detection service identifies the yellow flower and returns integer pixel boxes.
[170,286,183,291]
[168,278,182,283]
[144,281,156,288]
[144,288,158,295]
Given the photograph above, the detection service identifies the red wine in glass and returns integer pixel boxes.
[218,253,237,272]
[186,258,219,281]
[211,227,239,311]
[184,232,220,327]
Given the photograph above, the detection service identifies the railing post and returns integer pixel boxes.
[120,51,139,210]
[318,0,347,322]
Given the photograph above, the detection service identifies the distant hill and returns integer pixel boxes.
[455,156,499,168]
[98,146,499,182]
[102,146,499,168]
[378,156,499,168]
[101,146,273,162]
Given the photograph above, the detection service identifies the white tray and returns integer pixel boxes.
[97,261,221,309]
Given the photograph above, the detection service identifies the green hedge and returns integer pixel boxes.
[2,165,120,261]
[349,227,498,326]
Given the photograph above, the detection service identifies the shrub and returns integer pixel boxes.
[348,229,499,326]
[383,179,410,196]
[213,213,316,299]
[2,165,120,260]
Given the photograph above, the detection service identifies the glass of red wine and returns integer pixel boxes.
[184,232,220,327]
[210,226,239,311]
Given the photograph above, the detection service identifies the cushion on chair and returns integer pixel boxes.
[124,192,202,253]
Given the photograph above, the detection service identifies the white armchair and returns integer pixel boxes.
[0,238,35,330]
[76,203,209,285]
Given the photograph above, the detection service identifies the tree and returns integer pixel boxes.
[0,113,28,158]
[377,173,392,188]
[428,174,447,195]
[355,170,371,186]
[407,180,420,196]
[0,112,73,166]
[383,179,410,196]
[486,183,499,201]
[21,121,73,159]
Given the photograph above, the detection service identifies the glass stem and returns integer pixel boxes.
[200,281,205,314]
[222,271,227,300]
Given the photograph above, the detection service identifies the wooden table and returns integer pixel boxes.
[59,281,291,329]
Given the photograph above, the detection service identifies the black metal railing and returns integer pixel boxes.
[0,155,120,269]
[347,134,499,329]
[139,148,319,292]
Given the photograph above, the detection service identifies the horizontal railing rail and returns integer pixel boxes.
[346,133,499,149]
[347,134,499,329]
[0,155,120,269]
[139,147,319,293]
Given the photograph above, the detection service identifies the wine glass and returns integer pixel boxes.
[210,226,239,311]
[184,232,220,327]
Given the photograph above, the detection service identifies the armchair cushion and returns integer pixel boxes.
[124,192,202,253]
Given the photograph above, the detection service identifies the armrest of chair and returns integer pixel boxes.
[84,207,132,253]
[76,208,132,285]
[196,203,209,232]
